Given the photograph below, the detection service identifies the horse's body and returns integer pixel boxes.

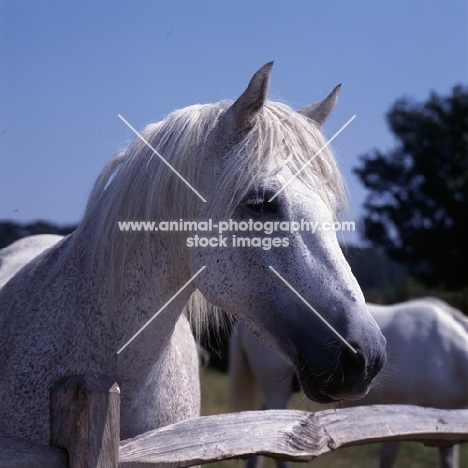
[0,234,63,288]
[0,235,200,440]
[230,298,468,468]
[0,62,386,443]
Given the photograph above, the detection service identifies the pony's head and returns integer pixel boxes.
[83,62,386,402]
[189,63,386,402]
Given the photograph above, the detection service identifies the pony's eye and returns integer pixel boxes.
[244,191,279,216]
[246,200,266,214]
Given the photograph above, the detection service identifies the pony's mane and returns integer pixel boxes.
[59,99,348,328]
[184,289,228,340]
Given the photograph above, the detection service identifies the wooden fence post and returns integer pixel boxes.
[50,374,120,468]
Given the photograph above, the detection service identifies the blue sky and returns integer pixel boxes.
[1,1,467,244]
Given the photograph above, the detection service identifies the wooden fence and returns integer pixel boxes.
[1,374,467,468]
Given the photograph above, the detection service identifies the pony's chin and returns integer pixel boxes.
[299,379,371,403]
[306,392,336,404]
[298,382,336,403]
[326,389,369,402]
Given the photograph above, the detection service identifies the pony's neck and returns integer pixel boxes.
[118,235,193,353]
[115,245,196,389]
[65,226,195,365]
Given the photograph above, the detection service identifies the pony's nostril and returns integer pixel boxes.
[340,343,366,380]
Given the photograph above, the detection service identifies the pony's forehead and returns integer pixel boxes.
[123,98,346,218]
[143,100,322,148]
[142,100,329,166]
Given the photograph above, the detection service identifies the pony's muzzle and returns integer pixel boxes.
[296,335,387,403]
[331,339,387,401]
[340,343,367,379]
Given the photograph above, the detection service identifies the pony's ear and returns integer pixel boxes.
[231,61,274,129]
[298,84,341,125]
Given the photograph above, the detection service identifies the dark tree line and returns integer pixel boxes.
[355,85,468,289]
[0,221,75,249]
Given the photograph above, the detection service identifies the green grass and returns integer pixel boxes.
[200,367,468,468]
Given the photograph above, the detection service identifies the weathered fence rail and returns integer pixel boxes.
[1,374,467,468]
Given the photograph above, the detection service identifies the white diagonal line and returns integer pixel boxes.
[268,115,356,202]
[268,266,357,354]
[118,114,207,203]
[116,266,206,354]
